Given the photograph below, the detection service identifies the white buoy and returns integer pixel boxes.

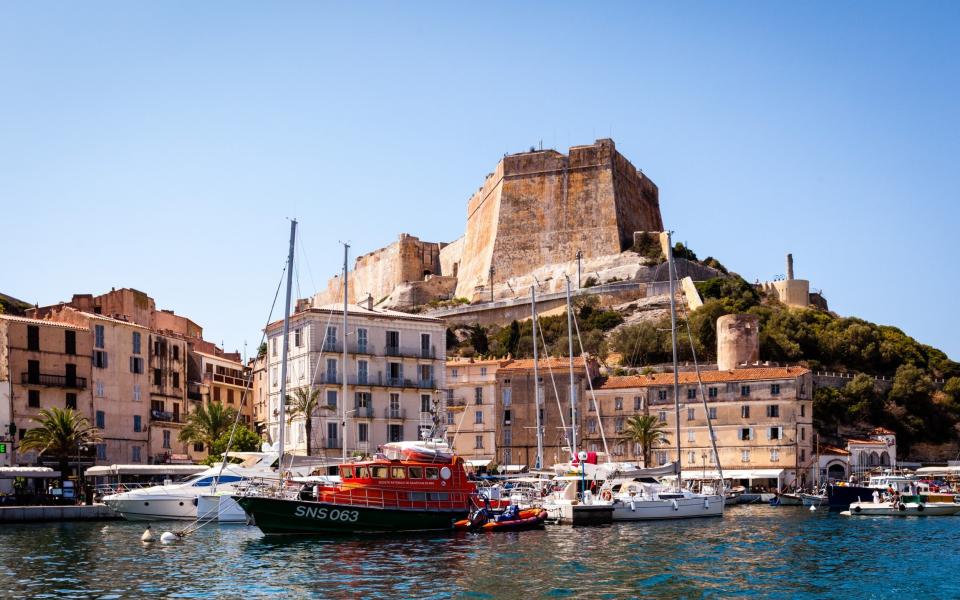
[809,504,817,511]
[160,531,178,544]
[141,525,154,543]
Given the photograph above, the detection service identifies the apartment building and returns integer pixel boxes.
[444,358,508,462]
[147,333,190,463]
[249,353,268,437]
[585,367,814,488]
[0,315,94,470]
[493,357,600,469]
[265,303,446,457]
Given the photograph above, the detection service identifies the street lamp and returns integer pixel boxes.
[575,250,583,289]
[488,266,495,303]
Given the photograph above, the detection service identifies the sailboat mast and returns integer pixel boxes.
[278,219,297,475]
[531,286,543,470]
[565,276,577,460]
[666,231,682,483]
[342,243,350,462]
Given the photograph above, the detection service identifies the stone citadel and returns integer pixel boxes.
[312,139,663,309]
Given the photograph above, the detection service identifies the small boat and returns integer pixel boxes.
[454,506,548,532]
[770,492,803,506]
[799,492,826,507]
[841,500,960,517]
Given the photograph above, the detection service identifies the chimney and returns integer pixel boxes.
[365,294,374,311]
[786,253,794,281]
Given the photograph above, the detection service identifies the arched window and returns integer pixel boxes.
[880,452,890,466]
[869,451,880,466]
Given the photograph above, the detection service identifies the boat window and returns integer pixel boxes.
[372,466,388,479]
[425,467,439,480]
[427,492,449,501]
[341,467,354,479]
[407,491,427,501]
[391,467,406,479]
[355,467,370,479]
[191,475,243,487]
[408,467,423,479]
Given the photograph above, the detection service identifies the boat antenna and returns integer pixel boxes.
[531,286,543,471]
[666,231,682,484]
[277,219,298,480]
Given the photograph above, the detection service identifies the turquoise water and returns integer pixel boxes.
[1,505,957,598]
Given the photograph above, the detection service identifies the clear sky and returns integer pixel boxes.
[2,2,957,360]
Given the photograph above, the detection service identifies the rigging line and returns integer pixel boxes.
[177,261,287,537]
[571,308,610,460]
[536,313,568,460]
[307,261,344,390]
[676,269,725,485]
[448,403,470,448]
[295,223,320,301]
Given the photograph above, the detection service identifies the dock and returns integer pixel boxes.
[0,504,121,523]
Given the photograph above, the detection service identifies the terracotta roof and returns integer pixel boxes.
[0,314,87,331]
[445,358,509,367]
[870,427,895,435]
[846,439,888,446]
[818,445,851,456]
[497,357,589,373]
[597,366,811,389]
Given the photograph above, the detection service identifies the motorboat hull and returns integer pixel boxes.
[770,493,803,506]
[800,493,826,507]
[102,496,197,521]
[827,484,877,511]
[196,494,247,523]
[234,495,469,534]
[842,501,960,517]
[610,494,724,520]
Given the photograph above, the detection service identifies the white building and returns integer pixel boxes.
[265,303,447,456]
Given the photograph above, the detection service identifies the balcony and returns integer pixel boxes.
[353,405,375,419]
[151,410,182,423]
[446,398,466,408]
[325,438,342,449]
[203,372,251,388]
[384,408,407,420]
[21,372,87,389]
[187,383,202,401]
[319,372,437,390]
[384,345,438,359]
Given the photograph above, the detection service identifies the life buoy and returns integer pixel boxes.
[916,503,925,512]
[898,503,906,512]
[853,505,861,513]
[600,490,612,502]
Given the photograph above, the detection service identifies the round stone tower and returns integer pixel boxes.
[717,314,760,371]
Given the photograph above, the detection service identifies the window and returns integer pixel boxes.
[27,325,40,351]
[480,367,487,376]
[708,387,718,398]
[687,388,696,400]
[326,390,337,409]
[28,390,40,408]
[172,345,179,360]
[132,331,141,355]
[324,327,337,350]
[586,418,596,434]
[357,328,368,353]
[386,330,399,353]
[93,350,108,369]
[503,428,512,446]
[388,424,403,443]
[741,405,750,419]
[658,411,667,422]
[227,389,235,404]
[615,397,623,411]
[687,408,695,421]
[446,412,455,425]
[97,444,107,460]
[800,427,805,441]
[770,384,781,396]
[66,393,77,409]
[355,392,371,408]
[475,435,484,449]
[294,328,302,348]
[615,417,624,433]
[96,411,105,429]
[132,446,141,463]
[94,325,105,349]
[130,356,144,374]
[213,387,221,403]
[768,427,782,440]
[688,451,696,464]
[133,415,142,432]
[800,404,806,418]
[421,394,431,413]
[65,330,76,355]
[420,333,431,357]
[740,385,751,397]
[708,407,717,419]
[451,368,458,379]
[800,449,806,462]
[328,422,338,440]
[271,367,277,388]
[474,387,483,405]
[173,373,180,388]
[358,360,368,384]
[153,368,162,386]
[739,427,752,441]
[501,410,509,424]
[95,381,105,397]
[770,449,780,462]
[658,389,667,401]
[634,396,643,410]
[502,387,512,406]
[419,364,433,384]
[271,337,277,357]
[687,430,695,443]
[741,450,750,463]
[358,422,368,443]
[766,405,780,418]
[193,442,204,452]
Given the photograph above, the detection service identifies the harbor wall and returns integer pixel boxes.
[0,504,121,523]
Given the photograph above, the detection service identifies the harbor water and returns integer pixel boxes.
[1,505,957,598]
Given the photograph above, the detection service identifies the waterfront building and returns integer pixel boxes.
[265,303,447,457]
[146,332,191,464]
[444,358,508,464]
[249,353,268,438]
[0,315,94,471]
[493,357,600,469]
[586,366,814,488]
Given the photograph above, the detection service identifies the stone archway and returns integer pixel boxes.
[880,451,890,466]
[827,462,847,482]
[869,451,880,466]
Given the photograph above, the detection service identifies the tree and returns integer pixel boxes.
[19,408,102,482]
[179,403,238,453]
[203,425,263,465]
[286,386,334,456]
[624,415,670,467]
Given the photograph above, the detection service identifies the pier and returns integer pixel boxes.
[0,504,121,523]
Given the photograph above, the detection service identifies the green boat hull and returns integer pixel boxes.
[234,496,469,535]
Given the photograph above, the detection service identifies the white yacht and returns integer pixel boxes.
[601,476,724,520]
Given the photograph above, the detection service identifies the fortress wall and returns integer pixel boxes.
[612,150,662,246]
[439,236,464,282]
[455,160,505,299]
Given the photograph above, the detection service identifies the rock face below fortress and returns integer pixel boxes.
[313,139,663,308]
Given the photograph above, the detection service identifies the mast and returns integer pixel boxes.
[278,219,297,476]
[342,242,350,462]
[531,286,543,470]
[666,231,682,484]
[565,276,577,461]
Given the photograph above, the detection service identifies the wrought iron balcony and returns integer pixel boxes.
[384,408,407,420]
[150,410,182,423]
[353,405,375,418]
[21,372,87,389]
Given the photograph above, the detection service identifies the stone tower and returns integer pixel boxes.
[717,314,760,370]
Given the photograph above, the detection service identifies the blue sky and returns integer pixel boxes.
[1,2,957,359]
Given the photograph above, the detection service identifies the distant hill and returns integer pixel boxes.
[0,292,31,316]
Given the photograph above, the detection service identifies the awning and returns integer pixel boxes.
[85,464,206,477]
[915,466,960,476]
[0,467,61,479]
[501,465,527,473]
[465,459,493,468]
[681,468,785,480]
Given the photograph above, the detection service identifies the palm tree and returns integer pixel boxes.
[20,408,102,483]
[179,402,238,453]
[624,415,670,467]
[286,386,335,456]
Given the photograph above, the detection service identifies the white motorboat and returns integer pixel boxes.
[601,475,724,520]
[842,499,960,517]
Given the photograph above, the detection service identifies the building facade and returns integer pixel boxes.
[265,303,447,456]
[147,332,190,464]
[444,358,507,462]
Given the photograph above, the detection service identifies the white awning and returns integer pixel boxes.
[85,464,206,477]
[501,465,527,473]
[915,466,960,476]
[465,459,493,468]
[682,468,785,480]
[0,467,61,479]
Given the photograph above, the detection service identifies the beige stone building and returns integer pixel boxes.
[185,350,253,459]
[249,353,268,437]
[586,367,814,488]
[444,358,508,462]
[147,333,191,464]
[265,303,447,457]
[0,315,94,471]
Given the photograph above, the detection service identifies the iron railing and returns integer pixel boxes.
[21,372,87,389]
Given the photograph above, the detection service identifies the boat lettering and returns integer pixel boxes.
[294,505,359,522]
